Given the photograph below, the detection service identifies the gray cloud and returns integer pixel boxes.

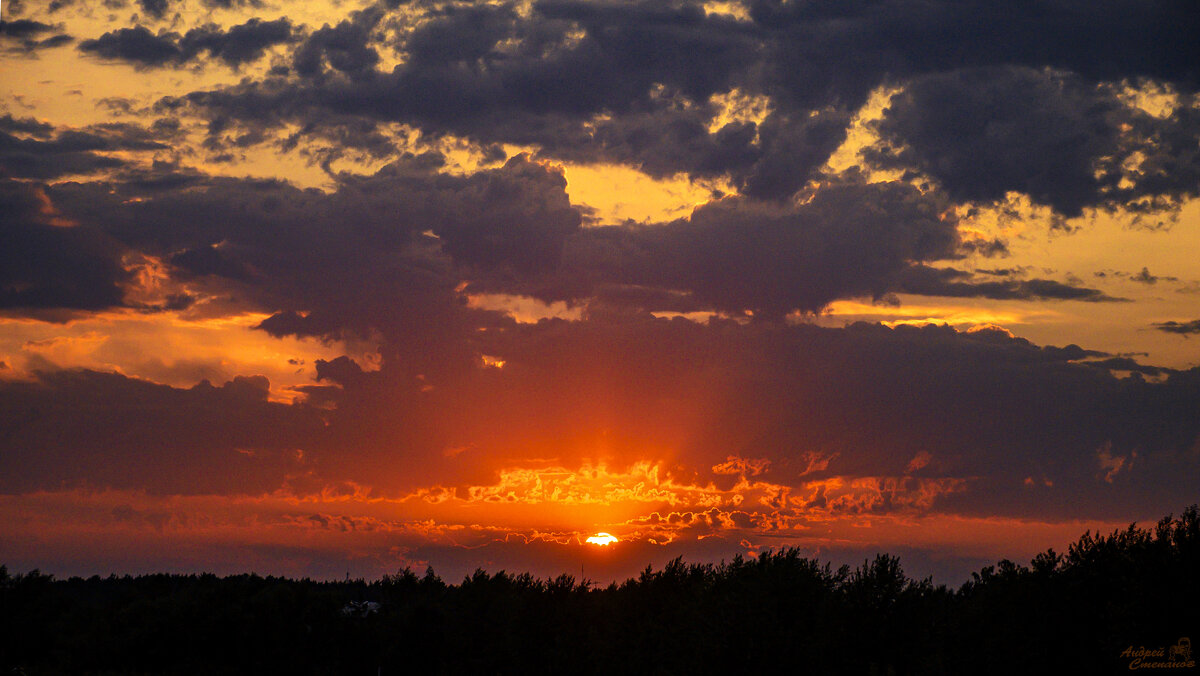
[869,67,1200,216]
[1154,319,1200,335]
[7,0,1200,533]
[158,0,1200,213]
[79,26,179,66]
[0,18,73,52]
[5,317,1197,524]
[896,265,1124,303]
[0,121,171,180]
[79,18,295,68]
[0,180,130,313]
[552,177,959,317]
[0,369,322,494]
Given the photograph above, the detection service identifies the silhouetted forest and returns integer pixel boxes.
[3,507,1197,675]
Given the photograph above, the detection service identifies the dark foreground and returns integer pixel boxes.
[3,507,1197,675]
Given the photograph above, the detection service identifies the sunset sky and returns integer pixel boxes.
[2,0,1198,584]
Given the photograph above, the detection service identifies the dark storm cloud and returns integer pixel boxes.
[171,0,840,198]
[1118,103,1200,212]
[240,315,1200,520]
[130,0,264,19]
[154,153,575,279]
[34,140,1091,327]
[529,93,759,182]
[8,0,1199,525]
[109,159,209,193]
[0,180,130,313]
[896,265,1123,303]
[0,117,199,317]
[138,0,170,20]
[956,237,1009,258]
[551,177,959,317]
[1084,357,1170,377]
[25,155,1118,508]
[0,18,73,52]
[0,131,126,178]
[736,111,853,200]
[0,369,324,494]
[1154,319,1200,335]
[292,5,383,80]
[46,153,579,344]
[79,18,295,68]
[414,155,581,274]
[10,138,1188,524]
[557,105,848,200]
[182,18,297,67]
[79,26,180,67]
[0,120,170,179]
[160,0,1200,212]
[1129,267,1171,284]
[749,0,1200,88]
[1095,267,1179,284]
[178,2,751,125]
[868,67,1200,215]
[166,3,786,189]
[0,19,57,39]
[869,67,1121,215]
[203,0,265,8]
[8,166,1200,523]
[393,1,842,196]
[402,3,517,67]
[0,114,53,137]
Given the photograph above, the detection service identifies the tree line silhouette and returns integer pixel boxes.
[3,506,1196,675]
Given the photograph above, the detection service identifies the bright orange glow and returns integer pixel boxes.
[562,162,729,224]
[0,311,378,402]
[586,533,619,546]
[0,487,1138,583]
[819,299,1043,327]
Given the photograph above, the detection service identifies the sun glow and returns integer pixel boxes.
[586,532,619,546]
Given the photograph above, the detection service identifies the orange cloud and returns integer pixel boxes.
[0,310,378,401]
[0,486,1132,583]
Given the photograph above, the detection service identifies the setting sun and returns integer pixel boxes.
[586,533,619,546]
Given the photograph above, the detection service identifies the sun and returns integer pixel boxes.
[585,532,619,546]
